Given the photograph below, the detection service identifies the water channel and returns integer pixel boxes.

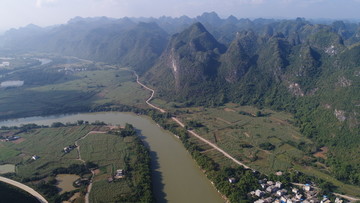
[0,112,224,203]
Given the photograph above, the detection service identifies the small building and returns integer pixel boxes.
[275,181,282,188]
[304,184,311,191]
[321,196,331,203]
[254,200,265,203]
[32,155,40,160]
[276,189,287,196]
[264,197,273,202]
[267,181,274,186]
[335,198,343,203]
[115,169,125,179]
[258,179,266,184]
[275,171,283,176]
[255,189,264,197]
[266,185,278,193]
[0,62,10,67]
[5,136,20,141]
[292,188,299,194]
[228,177,236,183]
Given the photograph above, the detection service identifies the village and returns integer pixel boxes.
[247,177,344,203]
[0,135,21,142]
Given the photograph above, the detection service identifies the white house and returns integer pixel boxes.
[228,177,236,183]
[32,155,39,160]
[255,189,264,197]
[275,181,282,188]
[304,184,311,191]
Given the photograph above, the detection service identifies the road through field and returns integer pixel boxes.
[133,71,251,170]
[75,130,106,203]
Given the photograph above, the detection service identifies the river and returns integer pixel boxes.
[0,112,224,203]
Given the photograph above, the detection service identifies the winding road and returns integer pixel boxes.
[0,176,48,203]
[132,71,166,113]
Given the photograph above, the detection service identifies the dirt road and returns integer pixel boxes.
[0,176,48,203]
[74,130,106,203]
[171,117,251,169]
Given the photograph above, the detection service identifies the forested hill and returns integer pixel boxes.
[1,12,360,184]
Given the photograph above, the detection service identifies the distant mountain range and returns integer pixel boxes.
[1,12,360,184]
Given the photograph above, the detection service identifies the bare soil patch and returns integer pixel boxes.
[224,108,236,112]
[12,138,25,144]
[314,147,329,159]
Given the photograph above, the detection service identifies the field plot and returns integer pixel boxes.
[176,104,314,174]
[0,124,151,202]
[0,125,94,178]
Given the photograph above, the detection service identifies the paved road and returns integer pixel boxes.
[0,176,48,203]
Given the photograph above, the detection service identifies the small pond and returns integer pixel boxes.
[56,174,80,194]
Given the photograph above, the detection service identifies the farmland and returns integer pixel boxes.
[0,55,150,120]
[173,104,313,173]
[0,124,152,202]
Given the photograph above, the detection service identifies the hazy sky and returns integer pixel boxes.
[1,0,360,31]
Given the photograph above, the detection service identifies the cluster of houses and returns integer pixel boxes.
[0,135,21,142]
[0,61,10,68]
[250,179,344,203]
[63,145,76,153]
[57,67,87,75]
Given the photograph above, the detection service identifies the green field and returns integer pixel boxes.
[0,56,150,120]
[79,133,135,202]
[0,125,94,178]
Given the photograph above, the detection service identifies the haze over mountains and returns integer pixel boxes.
[1,12,360,184]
